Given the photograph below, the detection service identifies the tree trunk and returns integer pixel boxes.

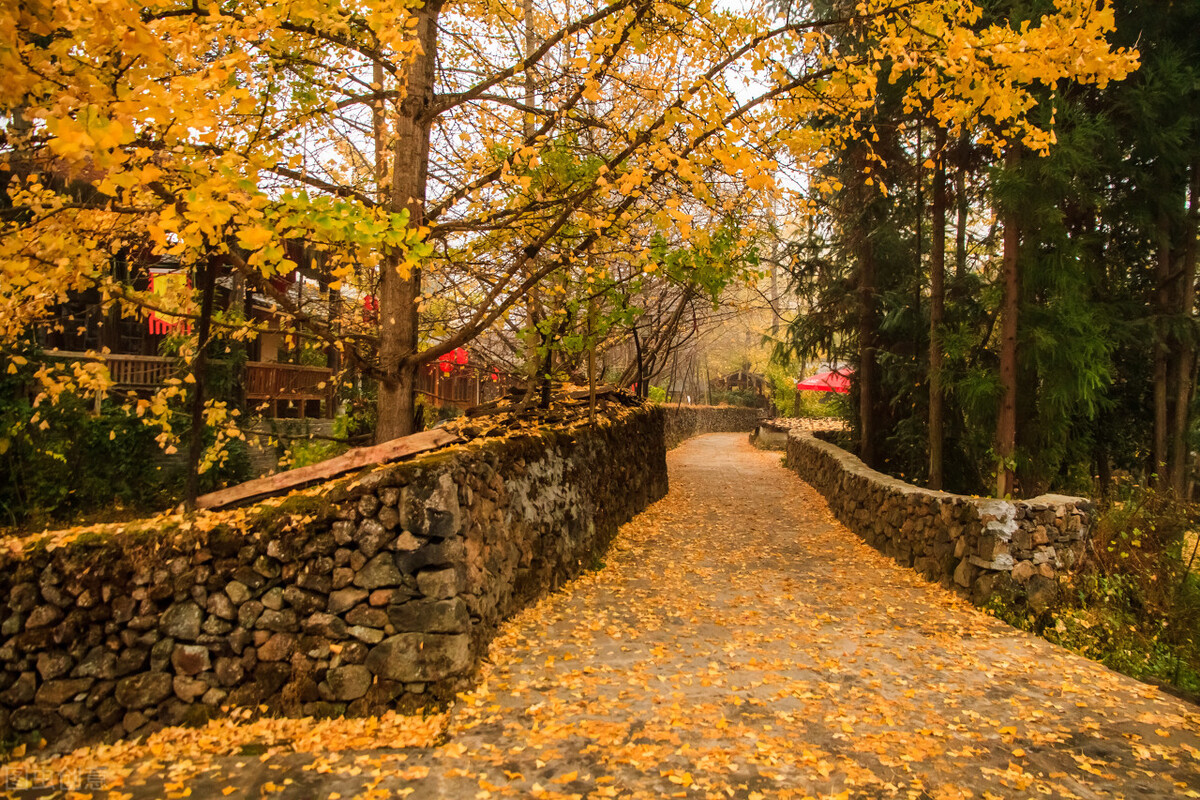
[375,2,441,443]
[995,151,1020,498]
[632,325,644,397]
[1170,161,1200,495]
[858,220,879,468]
[854,143,880,468]
[955,136,969,280]
[913,124,923,326]
[929,128,947,490]
[588,292,597,423]
[1154,210,1172,486]
[185,258,219,510]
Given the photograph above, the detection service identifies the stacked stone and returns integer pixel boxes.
[786,431,1092,612]
[663,405,764,449]
[0,407,669,751]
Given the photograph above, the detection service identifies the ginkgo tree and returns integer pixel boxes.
[0,0,1135,492]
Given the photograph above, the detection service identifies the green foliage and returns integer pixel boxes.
[646,218,759,304]
[764,358,846,418]
[0,344,252,528]
[647,385,667,403]
[709,387,763,408]
[285,438,344,470]
[995,487,1200,695]
[0,346,165,527]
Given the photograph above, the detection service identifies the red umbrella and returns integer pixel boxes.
[796,369,852,394]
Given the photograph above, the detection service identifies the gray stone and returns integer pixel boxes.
[151,637,176,671]
[393,532,422,552]
[304,612,348,640]
[357,519,392,558]
[387,598,470,634]
[1011,561,1036,584]
[171,644,211,676]
[160,601,203,640]
[207,592,236,620]
[123,710,148,733]
[115,648,148,676]
[378,506,400,531]
[173,675,209,703]
[332,521,356,545]
[75,647,118,680]
[397,539,465,573]
[35,677,94,706]
[325,665,372,701]
[1032,547,1057,566]
[239,600,264,629]
[257,632,297,662]
[37,650,74,681]
[357,494,381,518]
[416,567,461,599]
[262,587,285,611]
[424,474,462,539]
[27,605,63,628]
[346,606,389,629]
[282,586,324,615]
[10,582,38,612]
[354,554,402,589]
[215,657,245,686]
[347,625,385,644]
[201,688,228,706]
[969,553,1015,571]
[257,609,299,632]
[953,558,973,588]
[365,633,471,682]
[115,672,174,709]
[253,556,281,579]
[1027,575,1058,614]
[225,581,251,606]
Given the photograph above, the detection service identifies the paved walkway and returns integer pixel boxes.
[15,434,1200,798]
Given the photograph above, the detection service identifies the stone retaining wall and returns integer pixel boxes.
[663,405,763,449]
[787,431,1092,610]
[0,407,667,750]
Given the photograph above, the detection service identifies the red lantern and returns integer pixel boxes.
[437,348,468,373]
[362,295,379,323]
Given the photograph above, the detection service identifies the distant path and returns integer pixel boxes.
[32,434,1200,798]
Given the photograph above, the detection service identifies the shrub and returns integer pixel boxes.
[994,485,1200,696]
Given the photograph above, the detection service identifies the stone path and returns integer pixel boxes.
[11,433,1200,798]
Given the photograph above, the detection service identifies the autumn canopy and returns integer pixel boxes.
[0,0,1135,489]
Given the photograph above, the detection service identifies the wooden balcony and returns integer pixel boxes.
[418,365,508,410]
[244,362,334,418]
[43,351,334,418]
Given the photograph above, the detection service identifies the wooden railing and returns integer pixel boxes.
[44,351,181,388]
[418,366,509,410]
[244,362,333,415]
[43,351,334,417]
[44,351,512,416]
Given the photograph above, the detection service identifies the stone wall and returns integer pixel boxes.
[750,417,848,450]
[787,431,1092,610]
[0,407,667,750]
[663,405,763,449]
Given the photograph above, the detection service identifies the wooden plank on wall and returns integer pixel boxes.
[196,427,465,511]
